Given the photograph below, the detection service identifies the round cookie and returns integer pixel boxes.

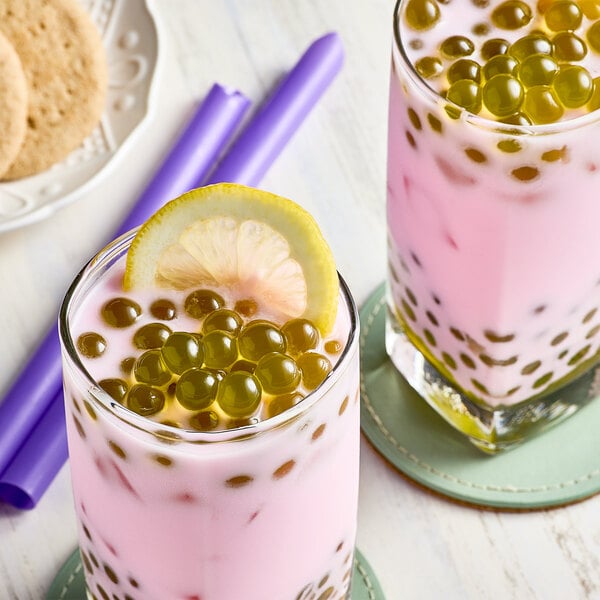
[0,0,108,180]
[0,30,27,178]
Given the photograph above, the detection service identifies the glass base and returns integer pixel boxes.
[47,547,384,600]
[385,304,600,454]
[86,579,354,600]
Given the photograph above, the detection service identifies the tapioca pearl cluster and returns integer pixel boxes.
[393,69,574,186]
[76,290,343,431]
[398,85,582,184]
[404,0,600,125]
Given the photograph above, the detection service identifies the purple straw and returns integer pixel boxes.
[206,32,344,186]
[0,32,345,509]
[0,392,67,509]
[116,84,250,235]
[0,84,250,508]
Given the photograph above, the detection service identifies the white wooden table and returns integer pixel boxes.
[1,1,600,599]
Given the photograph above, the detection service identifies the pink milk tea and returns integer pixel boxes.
[60,230,360,600]
[387,0,600,450]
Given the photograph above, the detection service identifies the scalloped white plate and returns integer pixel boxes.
[0,0,161,233]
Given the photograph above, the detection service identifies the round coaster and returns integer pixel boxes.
[352,548,386,600]
[47,547,385,600]
[360,283,600,510]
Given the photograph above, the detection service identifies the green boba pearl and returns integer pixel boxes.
[227,417,260,430]
[483,74,524,116]
[102,297,142,328]
[447,59,482,84]
[482,55,518,80]
[238,321,286,361]
[175,368,218,410]
[184,289,224,319]
[255,352,301,394]
[472,22,490,36]
[133,322,172,349]
[553,32,587,62]
[440,36,475,58]
[161,332,204,374]
[202,308,243,335]
[189,410,219,431]
[481,38,510,60]
[134,349,172,386]
[580,0,600,18]
[297,352,332,391]
[464,147,487,163]
[508,34,553,60]
[427,112,443,132]
[415,56,444,79]
[127,384,165,416]
[499,112,533,125]
[120,357,135,375]
[216,372,262,418]
[537,0,554,12]
[497,138,522,152]
[406,109,422,131]
[545,1,582,32]
[491,1,533,30]
[234,298,258,318]
[230,359,256,373]
[541,146,568,162]
[202,330,238,369]
[281,318,320,355]
[77,332,107,358]
[517,54,559,87]
[404,0,440,31]
[267,392,304,419]
[587,21,600,54]
[149,298,177,321]
[553,65,593,107]
[446,79,482,113]
[587,77,600,111]
[523,85,564,123]
[444,102,462,120]
[99,378,128,402]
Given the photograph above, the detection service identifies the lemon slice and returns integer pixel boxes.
[124,183,339,335]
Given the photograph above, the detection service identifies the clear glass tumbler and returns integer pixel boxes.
[59,230,360,599]
[386,0,600,452]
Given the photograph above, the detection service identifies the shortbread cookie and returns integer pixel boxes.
[0,0,108,180]
[0,30,27,179]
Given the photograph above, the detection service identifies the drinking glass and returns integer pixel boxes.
[59,229,360,599]
[386,0,600,452]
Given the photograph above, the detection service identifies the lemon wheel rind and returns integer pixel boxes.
[124,184,339,335]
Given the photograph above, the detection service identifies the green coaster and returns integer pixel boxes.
[47,547,385,600]
[360,283,600,510]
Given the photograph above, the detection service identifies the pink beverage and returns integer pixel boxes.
[59,229,359,600]
[387,0,600,451]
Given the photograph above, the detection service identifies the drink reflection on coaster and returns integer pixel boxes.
[386,0,600,453]
[59,186,360,600]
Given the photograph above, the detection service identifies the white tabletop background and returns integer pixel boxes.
[1,1,600,599]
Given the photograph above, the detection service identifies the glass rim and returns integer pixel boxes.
[392,0,600,136]
[59,228,360,444]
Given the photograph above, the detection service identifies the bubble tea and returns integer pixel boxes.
[59,188,360,599]
[387,0,600,452]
